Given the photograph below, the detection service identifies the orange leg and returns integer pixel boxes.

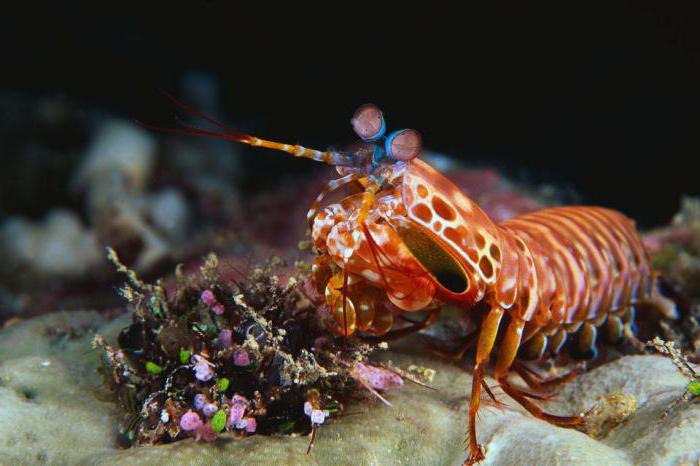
[495,320,585,427]
[481,379,507,408]
[512,362,583,392]
[383,309,441,341]
[465,305,504,466]
[498,379,585,426]
[429,332,478,361]
[493,318,524,380]
[362,309,441,342]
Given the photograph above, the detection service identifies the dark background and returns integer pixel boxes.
[2,2,699,227]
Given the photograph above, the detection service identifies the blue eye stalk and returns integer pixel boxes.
[369,117,386,142]
[384,128,422,162]
[138,93,423,176]
[351,104,423,168]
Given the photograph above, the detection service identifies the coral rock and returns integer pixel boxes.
[1,310,698,465]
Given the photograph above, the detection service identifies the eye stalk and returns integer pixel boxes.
[351,104,423,164]
[351,104,386,142]
[385,129,422,161]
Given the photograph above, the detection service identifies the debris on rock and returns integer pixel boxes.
[584,392,638,439]
[646,337,700,418]
[95,249,407,447]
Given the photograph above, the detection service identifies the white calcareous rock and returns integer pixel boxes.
[74,119,191,272]
[0,209,103,278]
[0,310,698,465]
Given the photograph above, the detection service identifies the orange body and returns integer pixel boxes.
[145,97,671,465]
[312,158,654,339]
[311,157,669,465]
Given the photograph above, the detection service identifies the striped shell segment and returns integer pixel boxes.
[499,206,652,325]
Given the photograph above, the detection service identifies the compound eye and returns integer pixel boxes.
[385,129,422,161]
[351,104,385,141]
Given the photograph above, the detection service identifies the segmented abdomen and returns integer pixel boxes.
[498,206,652,326]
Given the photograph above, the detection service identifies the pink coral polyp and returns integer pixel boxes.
[227,403,245,427]
[200,290,217,307]
[201,289,225,315]
[219,329,233,348]
[180,411,203,431]
[192,354,215,381]
[202,402,218,418]
[194,393,207,411]
[242,417,257,433]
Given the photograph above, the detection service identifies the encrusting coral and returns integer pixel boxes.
[646,336,700,417]
[94,249,409,448]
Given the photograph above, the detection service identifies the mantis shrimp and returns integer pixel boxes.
[141,97,676,464]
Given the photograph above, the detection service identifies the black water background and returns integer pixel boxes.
[1,3,699,228]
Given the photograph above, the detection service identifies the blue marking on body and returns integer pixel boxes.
[385,129,406,160]
[367,116,386,141]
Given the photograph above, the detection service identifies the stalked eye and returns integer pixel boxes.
[351,104,385,141]
[385,129,422,161]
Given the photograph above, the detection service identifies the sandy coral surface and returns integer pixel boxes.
[1,310,698,466]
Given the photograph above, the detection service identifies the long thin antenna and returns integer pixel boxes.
[136,90,358,166]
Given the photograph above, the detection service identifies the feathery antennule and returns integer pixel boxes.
[159,89,255,141]
[136,90,360,166]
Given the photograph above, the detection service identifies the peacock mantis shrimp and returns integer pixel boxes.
[140,97,676,464]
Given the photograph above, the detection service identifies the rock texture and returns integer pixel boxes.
[0,310,698,466]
